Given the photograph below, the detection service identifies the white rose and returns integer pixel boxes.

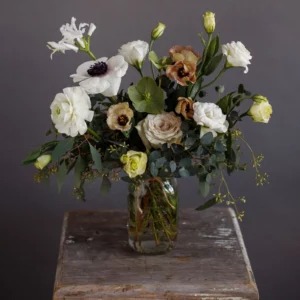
[248,97,272,123]
[193,102,229,135]
[50,87,94,137]
[222,41,252,73]
[118,40,149,69]
[136,112,183,149]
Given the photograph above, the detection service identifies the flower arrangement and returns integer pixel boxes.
[23,13,272,252]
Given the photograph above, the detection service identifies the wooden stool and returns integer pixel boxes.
[53,208,259,299]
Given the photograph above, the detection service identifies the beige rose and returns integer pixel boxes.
[175,97,194,119]
[136,112,183,149]
[107,102,134,131]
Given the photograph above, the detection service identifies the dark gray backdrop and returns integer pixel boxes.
[2,0,299,299]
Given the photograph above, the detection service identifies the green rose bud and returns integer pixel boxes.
[151,22,166,40]
[252,94,268,103]
[248,96,273,123]
[203,12,215,34]
[34,154,52,170]
[120,151,148,178]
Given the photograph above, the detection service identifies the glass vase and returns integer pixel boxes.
[127,177,179,254]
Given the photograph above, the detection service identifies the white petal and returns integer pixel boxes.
[107,55,128,77]
[75,60,95,76]
[79,77,110,94]
[88,23,96,36]
[101,76,121,97]
[70,74,90,83]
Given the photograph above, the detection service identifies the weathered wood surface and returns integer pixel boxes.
[53,208,259,300]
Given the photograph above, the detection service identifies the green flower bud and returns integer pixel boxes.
[34,154,52,170]
[151,22,166,40]
[248,97,272,123]
[203,12,216,34]
[252,95,268,103]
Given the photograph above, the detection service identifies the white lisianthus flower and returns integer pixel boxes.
[248,96,273,123]
[47,17,96,59]
[222,41,252,73]
[193,102,229,134]
[50,87,94,137]
[136,112,183,149]
[118,40,149,69]
[70,55,128,96]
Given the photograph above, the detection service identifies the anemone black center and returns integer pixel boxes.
[118,115,129,126]
[87,62,108,77]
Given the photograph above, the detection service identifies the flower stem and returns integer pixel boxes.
[196,33,212,78]
[149,39,155,79]
[200,67,226,90]
[137,68,144,77]
[87,127,101,141]
[86,50,96,61]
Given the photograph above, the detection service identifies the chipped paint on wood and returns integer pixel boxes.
[53,208,259,300]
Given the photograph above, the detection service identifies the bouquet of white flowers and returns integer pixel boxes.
[23,13,272,254]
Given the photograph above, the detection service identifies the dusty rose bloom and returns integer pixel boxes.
[166,61,197,86]
[175,97,195,119]
[169,45,200,64]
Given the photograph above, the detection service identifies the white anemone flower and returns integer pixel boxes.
[47,17,96,59]
[50,87,94,137]
[70,55,128,96]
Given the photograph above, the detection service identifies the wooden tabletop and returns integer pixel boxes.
[53,208,259,300]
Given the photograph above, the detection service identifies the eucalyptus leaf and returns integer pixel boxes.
[169,161,177,172]
[149,150,161,163]
[74,156,86,187]
[179,157,192,168]
[150,162,158,177]
[128,77,164,114]
[199,181,210,197]
[196,197,217,211]
[156,157,167,168]
[52,138,75,162]
[201,132,214,146]
[100,176,112,195]
[89,143,102,173]
[179,167,190,178]
[57,161,68,193]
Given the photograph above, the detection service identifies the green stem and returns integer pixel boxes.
[149,39,155,79]
[196,33,212,78]
[137,68,144,77]
[87,127,101,142]
[200,67,226,90]
[86,50,96,60]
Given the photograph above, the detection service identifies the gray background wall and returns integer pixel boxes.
[1,0,299,299]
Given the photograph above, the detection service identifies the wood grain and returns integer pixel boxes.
[53,208,259,300]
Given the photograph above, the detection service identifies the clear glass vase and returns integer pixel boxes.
[127,177,179,254]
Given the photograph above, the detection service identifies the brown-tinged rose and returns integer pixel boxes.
[107,102,134,132]
[166,61,197,86]
[175,97,195,119]
[169,45,200,64]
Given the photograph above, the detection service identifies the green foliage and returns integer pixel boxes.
[100,176,112,195]
[128,77,164,114]
[56,161,68,192]
[203,53,223,76]
[52,138,75,162]
[89,143,102,173]
[201,132,214,146]
[74,156,86,187]
[196,197,217,211]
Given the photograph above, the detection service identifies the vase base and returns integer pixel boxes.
[128,237,175,255]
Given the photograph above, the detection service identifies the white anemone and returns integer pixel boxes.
[70,55,128,96]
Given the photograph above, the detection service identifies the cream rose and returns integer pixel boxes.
[193,102,229,135]
[136,112,183,149]
[222,41,252,73]
[120,151,147,178]
[248,96,272,123]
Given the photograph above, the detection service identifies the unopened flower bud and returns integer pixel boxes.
[203,12,216,34]
[34,154,52,170]
[151,22,166,40]
[252,95,268,103]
